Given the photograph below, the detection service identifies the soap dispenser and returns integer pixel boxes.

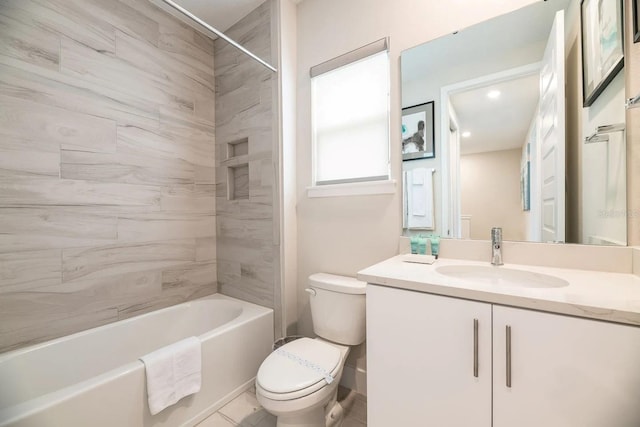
[429,235,440,259]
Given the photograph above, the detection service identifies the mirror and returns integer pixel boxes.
[150,0,276,71]
[401,0,627,246]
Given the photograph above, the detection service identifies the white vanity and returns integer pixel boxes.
[359,256,640,427]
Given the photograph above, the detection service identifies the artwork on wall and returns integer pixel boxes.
[580,0,625,106]
[402,102,435,161]
[634,0,640,43]
[521,142,531,212]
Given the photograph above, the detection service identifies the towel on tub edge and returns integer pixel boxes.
[139,336,202,415]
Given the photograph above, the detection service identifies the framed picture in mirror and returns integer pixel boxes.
[580,0,625,106]
[634,0,639,43]
[521,143,531,212]
[402,102,435,161]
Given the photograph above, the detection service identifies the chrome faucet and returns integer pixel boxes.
[491,227,503,266]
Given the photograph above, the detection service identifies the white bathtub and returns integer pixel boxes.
[0,294,274,427]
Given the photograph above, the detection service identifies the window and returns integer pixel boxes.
[311,39,390,188]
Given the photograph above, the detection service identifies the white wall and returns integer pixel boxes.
[278,0,299,336]
[294,0,538,387]
[296,0,537,334]
[460,149,526,241]
[625,0,640,246]
[581,71,627,245]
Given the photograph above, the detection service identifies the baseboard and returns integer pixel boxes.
[339,365,367,396]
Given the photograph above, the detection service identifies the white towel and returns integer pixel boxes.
[404,168,434,229]
[412,168,425,185]
[412,169,427,216]
[140,337,202,415]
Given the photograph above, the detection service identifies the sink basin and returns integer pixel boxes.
[435,265,569,288]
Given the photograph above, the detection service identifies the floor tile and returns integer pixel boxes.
[218,391,262,424]
[342,418,367,427]
[237,408,277,427]
[345,397,366,423]
[196,412,237,427]
[338,387,367,424]
[247,383,257,395]
[206,387,366,427]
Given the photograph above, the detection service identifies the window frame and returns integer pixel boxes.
[309,38,392,195]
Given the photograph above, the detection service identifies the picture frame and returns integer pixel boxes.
[580,0,625,107]
[634,0,639,43]
[402,102,435,161]
[521,143,531,212]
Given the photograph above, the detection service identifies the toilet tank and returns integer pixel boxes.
[307,273,366,345]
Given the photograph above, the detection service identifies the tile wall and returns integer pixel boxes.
[0,0,217,352]
[213,1,282,335]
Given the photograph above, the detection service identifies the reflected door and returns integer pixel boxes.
[538,10,566,242]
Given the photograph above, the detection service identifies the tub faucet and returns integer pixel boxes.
[491,227,503,266]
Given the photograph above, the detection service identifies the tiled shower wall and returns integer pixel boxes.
[0,0,217,353]
[214,1,282,335]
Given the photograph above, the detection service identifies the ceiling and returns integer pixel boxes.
[172,0,268,33]
[401,0,569,84]
[451,73,540,156]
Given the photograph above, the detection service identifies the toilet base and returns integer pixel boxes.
[325,399,345,427]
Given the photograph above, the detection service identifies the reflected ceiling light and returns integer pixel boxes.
[487,90,501,99]
[462,131,471,138]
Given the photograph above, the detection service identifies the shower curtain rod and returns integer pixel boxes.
[158,0,278,73]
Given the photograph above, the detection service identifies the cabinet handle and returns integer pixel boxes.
[473,318,479,378]
[506,325,512,388]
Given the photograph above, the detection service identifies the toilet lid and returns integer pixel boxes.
[257,338,341,394]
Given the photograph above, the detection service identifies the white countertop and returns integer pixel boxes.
[357,256,640,326]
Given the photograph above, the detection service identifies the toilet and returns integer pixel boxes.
[255,273,366,427]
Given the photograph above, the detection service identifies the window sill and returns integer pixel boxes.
[306,180,396,198]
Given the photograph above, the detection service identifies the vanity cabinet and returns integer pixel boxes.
[367,284,640,427]
[492,305,640,427]
[367,284,492,427]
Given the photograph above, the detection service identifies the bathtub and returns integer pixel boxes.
[0,294,274,427]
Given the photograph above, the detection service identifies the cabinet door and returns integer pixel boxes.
[367,285,491,427]
[493,306,640,427]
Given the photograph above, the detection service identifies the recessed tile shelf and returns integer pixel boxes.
[228,164,249,200]
[225,138,250,201]
[227,138,249,158]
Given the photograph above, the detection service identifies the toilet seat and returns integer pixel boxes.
[256,338,342,401]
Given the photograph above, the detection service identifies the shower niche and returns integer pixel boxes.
[226,137,250,201]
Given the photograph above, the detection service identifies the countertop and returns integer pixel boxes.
[357,255,640,326]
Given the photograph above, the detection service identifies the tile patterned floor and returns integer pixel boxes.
[196,386,367,427]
